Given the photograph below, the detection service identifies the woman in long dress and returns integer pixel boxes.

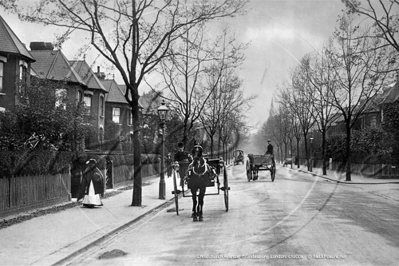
[78,159,105,207]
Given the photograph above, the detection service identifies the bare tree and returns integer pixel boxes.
[291,116,302,168]
[200,69,249,156]
[304,46,339,175]
[342,0,399,52]
[10,0,247,206]
[326,13,396,181]
[278,64,317,171]
[158,27,246,147]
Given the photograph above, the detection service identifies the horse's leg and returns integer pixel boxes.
[191,186,198,221]
[197,186,206,221]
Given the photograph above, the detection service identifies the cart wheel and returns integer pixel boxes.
[172,169,179,215]
[246,160,251,182]
[223,166,229,212]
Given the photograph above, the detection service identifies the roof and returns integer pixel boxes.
[0,15,35,61]
[70,60,108,93]
[359,93,384,114]
[102,79,129,104]
[381,81,399,104]
[30,50,85,85]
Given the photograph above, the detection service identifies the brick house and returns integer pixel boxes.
[0,15,35,111]
[70,61,108,147]
[329,82,399,134]
[29,42,86,107]
[95,69,140,150]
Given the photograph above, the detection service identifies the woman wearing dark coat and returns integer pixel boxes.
[77,159,105,207]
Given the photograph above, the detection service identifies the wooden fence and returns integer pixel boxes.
[0,162,162,217]
[0,171,71,215]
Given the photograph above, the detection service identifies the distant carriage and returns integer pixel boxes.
[246,154,276,182]
[233,150,244,165]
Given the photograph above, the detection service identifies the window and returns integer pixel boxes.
[0,107,5,130]
[18,60,28,96]
[100,96,104,117]
[112,108,120,123]
[55,89,67,109]
[370,115,377,128]
[76,90,83,104]
[99,126,104,142]
[19,63,27,82]
[84,95,92,114]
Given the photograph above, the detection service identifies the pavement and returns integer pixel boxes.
[0,174,180,266]
[1,163,398,266]
[288,164,399,184]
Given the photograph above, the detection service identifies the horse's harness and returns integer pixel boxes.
[189,158,210,177]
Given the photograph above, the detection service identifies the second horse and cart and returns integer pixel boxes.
[246,153,276,182]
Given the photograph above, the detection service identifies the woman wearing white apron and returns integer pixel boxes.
[78,159,105,207]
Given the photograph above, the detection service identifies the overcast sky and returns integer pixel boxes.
[0,0,347,133]
[227,0,345,133]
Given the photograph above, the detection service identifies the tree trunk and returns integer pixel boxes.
[182,116,189,147]
[290,138,293,168]
[304,136,309,171]
[322,130,327,175]
[131,100,142,206]
[345,122,351,181]
[284,142,288,159]
[210,135,215,157]
[296,137,300,168]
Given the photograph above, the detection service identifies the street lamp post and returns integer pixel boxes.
[310,137,314,172]
[157,100,169,200]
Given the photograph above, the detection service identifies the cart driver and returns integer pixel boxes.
[265,140,274,155]
[174,142,191,185]
[265,140,275,165]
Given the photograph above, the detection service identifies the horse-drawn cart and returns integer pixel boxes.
[172,158,230,216]
[233,150,244,165]
[246,154,276,182]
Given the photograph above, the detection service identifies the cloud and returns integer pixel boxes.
[245,24,296,41]
[245,21,327,50]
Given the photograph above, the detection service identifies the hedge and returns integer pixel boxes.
[0,150,160,178]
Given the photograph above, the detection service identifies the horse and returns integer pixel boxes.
[186,145,214,222]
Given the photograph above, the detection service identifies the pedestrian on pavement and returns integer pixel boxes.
[166,153,173,178]
[77,159,105,208]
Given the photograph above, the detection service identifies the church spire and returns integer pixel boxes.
[269,98,275,117]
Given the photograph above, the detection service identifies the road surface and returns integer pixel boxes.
[63,164,399,266]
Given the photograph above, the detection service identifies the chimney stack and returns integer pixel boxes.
[95,66,106,80]
[30,42,54,51]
